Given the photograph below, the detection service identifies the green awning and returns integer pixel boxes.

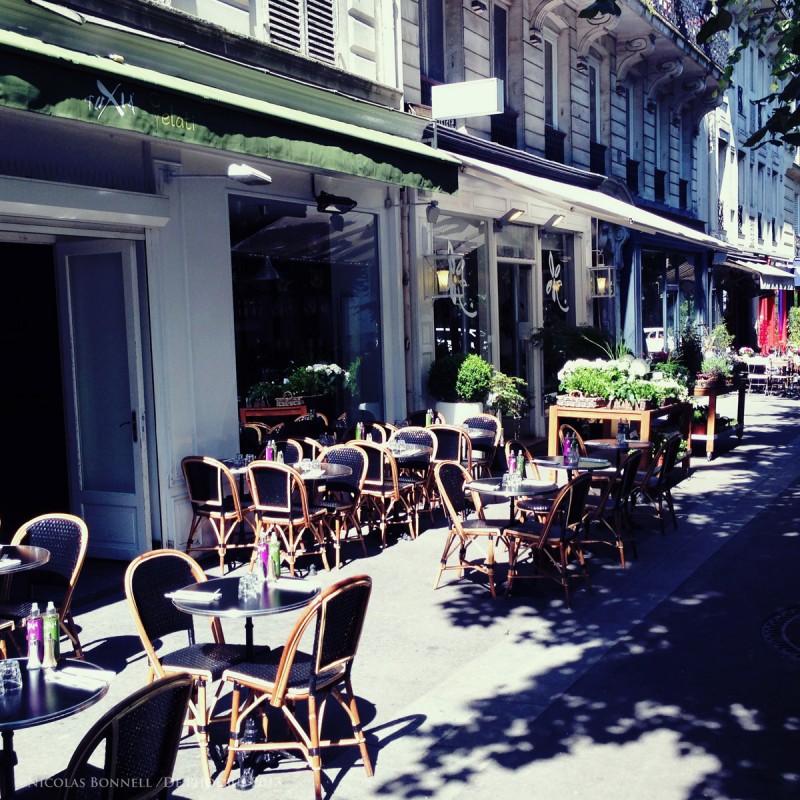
[0,29,459,193]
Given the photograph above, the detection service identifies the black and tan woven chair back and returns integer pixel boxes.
[321,444,368,495]
[125,549,203,648]
[5,513,88,657]
[391,426,435,459]
[428,425,472,467]
[614,449,643,508]
[274,575,372,703]
[247,460,304,516]
[62,674,192,800]
[463,413,500,444]
[354,440,389,491]
[553,471,593,537]
[182,457,230,511]
[435,461,470,519]
[278,439,303,464]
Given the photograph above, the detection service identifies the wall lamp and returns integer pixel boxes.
[590,263,616,298]
[494,208,525,231]
[164,162,272,185]
[384,195,440,224]
[471,0,487,12]
[316,190,357,214]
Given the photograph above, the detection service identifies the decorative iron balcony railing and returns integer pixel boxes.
[650,0,729,68]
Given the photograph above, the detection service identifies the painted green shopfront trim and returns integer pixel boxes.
[0,30,459,194]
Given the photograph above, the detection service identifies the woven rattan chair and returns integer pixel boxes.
[427,425,473,509]
[219,575,374,800]
[0,513,88,658]
[390,426,436,512]
[558,423,588,457]
[246,461,330,576]
[462,413,501,478]
[125,549,255,786]
[318,445,369,569]
[584,449,643,567]
[504,472,593,606]
[632,433,682,535]
[181,456,256,574]
[434,461,504,598]
[406,409,445,426]
[15,674,194,800]
[354,441,420,546]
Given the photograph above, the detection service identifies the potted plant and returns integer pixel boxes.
[428,353,492,425]
[246,381,280,407]
[487,371,528,419]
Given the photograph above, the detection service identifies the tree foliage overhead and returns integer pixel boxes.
[580,0,800,149]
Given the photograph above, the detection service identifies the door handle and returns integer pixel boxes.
[120,411,138,443]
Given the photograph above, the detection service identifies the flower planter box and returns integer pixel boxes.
[556,392,608,409]
[609,398,654,411]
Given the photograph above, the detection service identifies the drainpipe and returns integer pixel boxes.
[400,189,415,418]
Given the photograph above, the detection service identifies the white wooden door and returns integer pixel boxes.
[56,240,150,559]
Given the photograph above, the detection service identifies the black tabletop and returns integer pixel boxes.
[0,659,110,732]
[170,576,320,620]
[0,546,50,576]
[533,456,612,471]
[467,477,559,499]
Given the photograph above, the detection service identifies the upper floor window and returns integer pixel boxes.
[492,3,508,104]
[544,34,558,129]
[588,63,600,143]
[265,0,336,64]
[421,0,445,105]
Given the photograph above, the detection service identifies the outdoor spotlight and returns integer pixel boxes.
[227,163,272,185]
[426,201,440,224]
[471,0,487,12]
[316,191,357,214]
[494,208,525,231]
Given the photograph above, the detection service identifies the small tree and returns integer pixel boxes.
[788,307,800,349]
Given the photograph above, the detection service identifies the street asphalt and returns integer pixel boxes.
[9,391,800,799]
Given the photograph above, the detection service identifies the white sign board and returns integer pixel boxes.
[431,78,504,121]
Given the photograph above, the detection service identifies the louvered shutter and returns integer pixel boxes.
[267,0,335,65]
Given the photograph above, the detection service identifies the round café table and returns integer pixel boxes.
[533,455,613,481]
[170,576,320,659]
[0,658,110,798]
[467,477,559,525]
[0,547,50,577]
[584,438,652,466]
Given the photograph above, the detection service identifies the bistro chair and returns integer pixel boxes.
[584,449,643,567]
[746,359,769,394]
[181,456,256,574]
[558,423,588,457]
[0,513,88,658]
[462,413,501,478]
[504,472,593,607]
[295,410,330,427]
[389,425,437,513]
[274,438,303,464]
[354,440,420,547]
[14,674,194,800]
[434,461,504,598]
[239,424,262,457]
[219,575,374,800]
[124,549,255,786]
[341,421,387,443]
[318,444,369,569]
[632,433,682,535]
[246,460,330,576]
[427,425,473,509]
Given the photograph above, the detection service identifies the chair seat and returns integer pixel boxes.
[161,642,257,680]
[224,647,345,695]
[516,498,552,515]
[258,505,326,525]
[317,496,356,513]
[196,495,243,517]
[461,518,501,536]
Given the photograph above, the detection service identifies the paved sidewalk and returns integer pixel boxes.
[11,392,800,799]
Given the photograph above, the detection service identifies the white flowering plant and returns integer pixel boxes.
[558,356,688,405]
[286,362,349,396]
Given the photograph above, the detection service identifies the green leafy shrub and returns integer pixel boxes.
[487,371,529,418]
[456,355,493,402]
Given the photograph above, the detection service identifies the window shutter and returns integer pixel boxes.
[307,0,335,64]
[267,0,335,65]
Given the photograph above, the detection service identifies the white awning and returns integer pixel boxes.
[724,257,795,291]
[454,153,726,250]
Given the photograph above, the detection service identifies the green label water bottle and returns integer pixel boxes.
[42,601,59,668]
[269,531,281,580]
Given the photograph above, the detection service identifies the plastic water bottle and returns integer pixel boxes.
[269,531,281,580]
[265,439,275,461]
[42,601,59,668]
[258,532,269,580]
[617,420,626,445]
[26,603,43,670]
[425,408,432,426]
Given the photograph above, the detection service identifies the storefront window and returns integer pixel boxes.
[540,231,575,392]
[229,194,384,419]
[431,215,490,359]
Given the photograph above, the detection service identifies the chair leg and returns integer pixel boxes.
[60,614,84,659]
[220,683,243,786]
